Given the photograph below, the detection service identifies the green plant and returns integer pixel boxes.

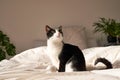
[93,17,120,44]
[93,17,120,37]
[0,30,16,61]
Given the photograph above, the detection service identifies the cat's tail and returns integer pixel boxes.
[94,57,113,69]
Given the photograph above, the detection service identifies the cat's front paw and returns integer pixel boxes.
[46,65,58,73]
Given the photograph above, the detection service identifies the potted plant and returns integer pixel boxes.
[0,30,16,61]
[93,17,120,44]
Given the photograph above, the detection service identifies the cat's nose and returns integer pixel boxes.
[56,32,61,37]
[57,33,60,37]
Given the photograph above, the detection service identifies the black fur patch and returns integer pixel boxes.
[58,43,86,72]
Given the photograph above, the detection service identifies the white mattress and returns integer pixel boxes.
[0,46,120,80]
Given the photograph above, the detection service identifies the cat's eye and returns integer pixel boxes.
[58,29,62,33]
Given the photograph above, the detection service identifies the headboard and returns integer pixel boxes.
[62,26,87,50]
[33,25,88,50]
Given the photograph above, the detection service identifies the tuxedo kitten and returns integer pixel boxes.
[46,25,86,72]
[45,25,112,72]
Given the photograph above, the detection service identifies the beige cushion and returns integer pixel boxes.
[63,26,87,50]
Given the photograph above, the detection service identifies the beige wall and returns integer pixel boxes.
[0,0,120,53]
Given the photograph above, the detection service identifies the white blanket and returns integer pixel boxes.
[0,46,120,80]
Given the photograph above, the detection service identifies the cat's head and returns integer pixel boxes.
[45,25,63,42]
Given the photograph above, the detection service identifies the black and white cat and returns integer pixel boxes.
[45,25,112,72]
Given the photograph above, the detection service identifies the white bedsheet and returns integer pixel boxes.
[0,46,120,80]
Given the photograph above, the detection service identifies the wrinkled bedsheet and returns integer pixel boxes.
[0,46,120,80]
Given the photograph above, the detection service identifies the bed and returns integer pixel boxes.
[0,26,120,80]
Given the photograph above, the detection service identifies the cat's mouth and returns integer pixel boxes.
[56,35,63,39]
[54,35,63,41]
[56,35,60,38]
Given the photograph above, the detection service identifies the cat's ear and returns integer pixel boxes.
[59,26,62,31]
[46,25,51,32]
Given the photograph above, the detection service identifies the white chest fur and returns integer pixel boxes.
[47,41,63,69]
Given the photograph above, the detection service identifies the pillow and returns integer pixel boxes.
[83,46,120,69]
[62,26,88,50]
